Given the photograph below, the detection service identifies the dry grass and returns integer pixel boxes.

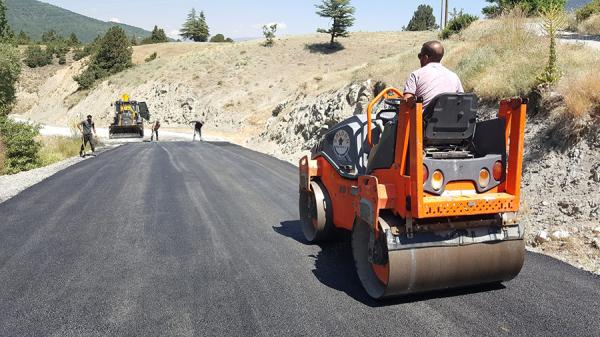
[560,72,600,118]
[38,136,82,166]
[578,14,600,35]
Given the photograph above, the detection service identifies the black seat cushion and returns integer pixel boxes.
[423,93,478,146]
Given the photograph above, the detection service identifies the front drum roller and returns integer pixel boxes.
[299,181,334,243]
[352,218,525,299]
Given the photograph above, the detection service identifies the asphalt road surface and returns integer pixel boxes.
[1,142,598,337]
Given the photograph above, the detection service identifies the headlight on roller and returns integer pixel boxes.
[479,168,491,188]
[431,170,444,191]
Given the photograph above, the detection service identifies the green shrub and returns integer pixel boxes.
[72,48,88,61]
[59,55,66,65]
[24,45,52,68]
[145,52,157,62]
[0,117,41,174]
[0,43,21,116]
[210,34,226,42]
[575,0,600,22]
[483,0,567,18]
[441,12,479,39]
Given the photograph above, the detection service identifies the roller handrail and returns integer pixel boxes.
[366,87,403,147]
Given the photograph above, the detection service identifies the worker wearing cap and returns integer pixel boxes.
[78,115,97,157]
[403,40,464,109]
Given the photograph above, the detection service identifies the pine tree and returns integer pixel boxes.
[41,30,59,43]
[74,27,132,89]
[198,11,210,42]
[0,0,12,41]
[180,8,209,42]
[16,31,31,45]
[406,5,438,31]
[315,0,356,48]
[180,8,198,41]
[69,32,80,46]
[143,26,169,44]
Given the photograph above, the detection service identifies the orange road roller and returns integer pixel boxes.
[299,88,527,299]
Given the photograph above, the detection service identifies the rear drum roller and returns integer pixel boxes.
[352,218,525,299]
[299,181,334,243]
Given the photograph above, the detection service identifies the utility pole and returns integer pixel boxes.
[440,0,444,30]
[445,0,449,28]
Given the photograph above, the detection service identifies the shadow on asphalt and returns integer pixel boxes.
[274,220,507,307]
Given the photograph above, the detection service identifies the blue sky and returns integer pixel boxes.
[43,0,489,39]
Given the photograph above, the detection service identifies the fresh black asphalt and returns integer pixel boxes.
[0,142,598,337]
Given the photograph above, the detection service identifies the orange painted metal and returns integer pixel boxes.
[309,89,527,229]
[366,88,403,147]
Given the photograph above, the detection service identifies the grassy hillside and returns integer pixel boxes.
[5,0,151,43]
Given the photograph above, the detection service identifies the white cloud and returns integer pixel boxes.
[168,30,181,39]
[252,22,288,30]
[109,18,121,23]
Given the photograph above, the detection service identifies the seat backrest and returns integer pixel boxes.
[423,93,477,146]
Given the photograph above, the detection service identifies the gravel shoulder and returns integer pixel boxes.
[0,145,118,204]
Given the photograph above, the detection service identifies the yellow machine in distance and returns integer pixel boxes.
[109,94,151,139]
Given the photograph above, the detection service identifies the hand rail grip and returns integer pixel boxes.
[366,87,403,147]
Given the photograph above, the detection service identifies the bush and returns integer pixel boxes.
[210,34,226,42]
[145,52,157,62]
[575,0,600,22]
[483,0,567,18]
[578,13,600,34]
[59,55,66,65]
[441,12,478,39]
[72,48,88,61]
[0,117,41,174]
[0,43,21,116]
[24,45,52,68]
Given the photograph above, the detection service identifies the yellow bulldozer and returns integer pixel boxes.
[109,94,151,139]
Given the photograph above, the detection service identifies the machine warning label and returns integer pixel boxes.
[333,130,351,158]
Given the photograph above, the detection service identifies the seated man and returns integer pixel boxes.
[403,41,464,109]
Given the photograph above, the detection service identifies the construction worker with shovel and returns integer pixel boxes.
[78,115,97,157]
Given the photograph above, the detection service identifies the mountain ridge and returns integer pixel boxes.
[5,0,152,43]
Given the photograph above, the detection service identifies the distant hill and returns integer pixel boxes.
[5,0,152,43]
[567,0,593,10]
